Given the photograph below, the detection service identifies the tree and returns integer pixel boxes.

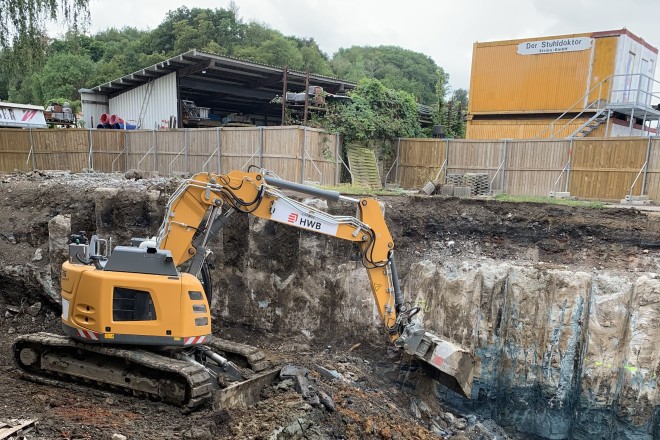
[331,46,441,105]
[0,0,89,67]
[317,78,422,156]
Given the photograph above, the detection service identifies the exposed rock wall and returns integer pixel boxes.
[216,219,659,440]
[404,262,659,439]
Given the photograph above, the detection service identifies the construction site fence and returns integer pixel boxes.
[392,136,660,202]
[2,127,660,202]
[0,126,341,185]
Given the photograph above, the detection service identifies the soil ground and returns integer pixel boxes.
[0,171,658,440]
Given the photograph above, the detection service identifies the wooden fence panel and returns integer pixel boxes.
[33,129,88,172]
[155,130,185,175]
[126,131,155,172]
[505,139,571,196]
[447,140,505,191]
[0,129,30,171]
[645,139,660,202]
[569,137,648,200]
[221,128,262,174]
[187,128,219,173]
[397,139,446,189]
[301,128,336,185]
[261,127,301,182]
[92,130,125,173]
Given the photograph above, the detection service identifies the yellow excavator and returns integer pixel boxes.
[13,169,474,409]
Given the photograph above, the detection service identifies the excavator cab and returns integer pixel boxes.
[61,232,212,346]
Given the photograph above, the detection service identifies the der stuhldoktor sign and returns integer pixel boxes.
[517,37,592,55]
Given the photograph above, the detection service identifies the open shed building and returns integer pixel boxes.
[466,29,660,139]
[80,50,356,130]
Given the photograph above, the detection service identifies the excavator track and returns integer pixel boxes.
[12,333,214,410]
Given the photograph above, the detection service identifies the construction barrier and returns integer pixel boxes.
[0,126,340,186]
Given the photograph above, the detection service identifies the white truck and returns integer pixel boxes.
[0,101,48,129]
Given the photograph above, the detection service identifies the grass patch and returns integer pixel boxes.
[494,194,605,209]
[318,183,405,196]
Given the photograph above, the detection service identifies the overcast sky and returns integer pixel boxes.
[61,0,660,90]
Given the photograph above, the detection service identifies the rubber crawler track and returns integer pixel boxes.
[12,332,214,410]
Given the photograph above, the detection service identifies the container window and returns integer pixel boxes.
[113,287,156,321]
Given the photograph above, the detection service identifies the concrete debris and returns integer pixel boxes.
[124,169,144,180]
[48,214,71,289]
[314,364,343,381]
[111,434,127,440]
[275,378,294,391]
[0,418,37,438]
[32,248,43,262]
[317,390,335,412]
[419,181,435,195]
[409,399,421,419]
[280,364,311,398]
[2,233,17,244]
[25,302,41,317]
[302,198,328,211]
[443,411,457,424]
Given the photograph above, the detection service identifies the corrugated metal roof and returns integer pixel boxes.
[89,49,356,97]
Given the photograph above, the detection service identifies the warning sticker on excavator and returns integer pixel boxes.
[271,199,339,236]
[372,283,382,292]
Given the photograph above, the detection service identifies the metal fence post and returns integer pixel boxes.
[501,139,508,192]
[152,129,157,172]
[29,127,36,170]
[216,127,221,173]
[394,138,400,185]
[641,135,652,194]
[259,126,264,168]
[334,133,340,186]
[445,139,450,179]
[125,131,130,172]
[300,126,307,183]
[185,129,189,175]
[88,128,94,170]
[565,139,573,193]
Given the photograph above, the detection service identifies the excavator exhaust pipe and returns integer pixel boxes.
[399,323,475,398]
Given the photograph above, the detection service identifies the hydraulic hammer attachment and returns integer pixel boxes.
[398,322,475,398]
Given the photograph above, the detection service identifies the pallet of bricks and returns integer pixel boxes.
[441,173,489,197]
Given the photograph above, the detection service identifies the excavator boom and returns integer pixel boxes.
[157,169,475,397]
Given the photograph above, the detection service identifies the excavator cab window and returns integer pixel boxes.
[113,287,157,321]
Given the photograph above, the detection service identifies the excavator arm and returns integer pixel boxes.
[156,169,475,397]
